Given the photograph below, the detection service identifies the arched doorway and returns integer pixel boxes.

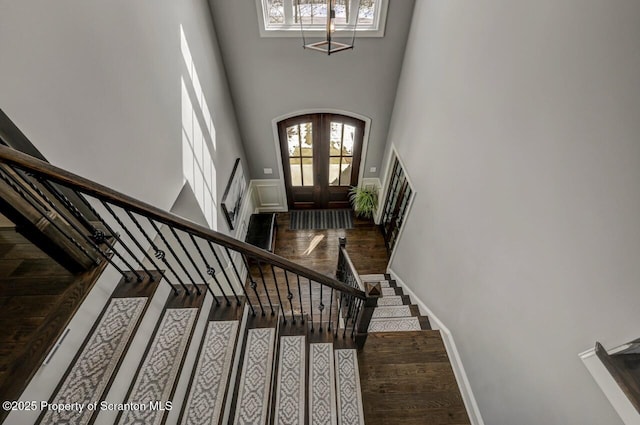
[278,113,365,209]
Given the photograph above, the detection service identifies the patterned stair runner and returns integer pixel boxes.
[117,307,199,425]
[376,296,404,306]
[309,343,337,425]
[180,320,239,425]
[335,350,365,425]
[360,274,426,332]
[273,335,306,425]
[369,317,421,332]
[233,327,276,425]
[371,305,412,318]
[358,274,386,281]
[39,297,148,425]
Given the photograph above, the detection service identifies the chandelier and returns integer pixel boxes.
[296,0,361,55]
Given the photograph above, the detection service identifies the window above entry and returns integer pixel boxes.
[256,0,389,37]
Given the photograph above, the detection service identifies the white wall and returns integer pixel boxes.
[386,1,640,424]
[0,0,247,231]
[207,0,415,181]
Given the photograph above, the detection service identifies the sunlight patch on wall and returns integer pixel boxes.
[181,25,216,151]
[180,24,218,230]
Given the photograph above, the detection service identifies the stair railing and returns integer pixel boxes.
[0,145,366,328]
[336,237,380,348]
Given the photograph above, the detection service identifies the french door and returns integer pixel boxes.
[278,113,364,209]
[380,156,412,253]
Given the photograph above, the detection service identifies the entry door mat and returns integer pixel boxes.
[289,209,353,230]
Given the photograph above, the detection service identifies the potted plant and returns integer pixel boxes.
[349,186,378,219]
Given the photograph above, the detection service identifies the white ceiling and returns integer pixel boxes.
[207,1,416,180]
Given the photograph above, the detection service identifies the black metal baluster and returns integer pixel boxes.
[0,168,98,268]
[296,274,305,324]
[207,242,239,302]
[351,298,362,339]
[318,283,324,331]
[344,295,354,338]
[125,211,181,295]
[334,292,345,337]
[283,270,296,324]
[148,219,197,293]
[270,265,286,323]
[240,254,265,316]
[21,174,143,281]
[96,201,158,281]
[308,278,314,332]
[257,260,275,315]
[9,170,51,213]
[1,168,134,280]
[36,178,96,234]
[222,247,245,305]
[187,234,222,305]
[328,288,334,331]
[75,197,150,280]
[168,228,203,295]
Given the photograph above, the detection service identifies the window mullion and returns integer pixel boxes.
[348,0,359,26]
[283,0,294,25]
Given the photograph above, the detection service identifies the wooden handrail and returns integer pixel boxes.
[339,244,364,291]
[0,145,366,299]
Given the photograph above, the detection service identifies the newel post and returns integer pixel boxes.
[354,281,381,349]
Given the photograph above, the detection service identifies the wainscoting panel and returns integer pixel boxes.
[250,179,288,212]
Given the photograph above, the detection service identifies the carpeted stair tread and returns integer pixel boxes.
[39,297,148,425]
[117,307,199,425]
[376,296,405,306]
[371,305,413,319]
[233,327,276,425]
[368,317,421,332]
[359,274,386,282]
[273,335,306,425]
[180,320,239,425]
[309,343,337,425]
[335,349,365,425]
[381,287,399,297]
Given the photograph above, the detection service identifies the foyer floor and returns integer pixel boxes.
[257,212,471,425]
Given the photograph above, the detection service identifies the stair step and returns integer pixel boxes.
[180,320,239,425]
[371,305,413,318]
[309,343,337,425]
[39,297,148,425]
[368,317,422,332]
[359,273,386,281]
[376,296,405,306]
[335,349,365,425]
[233,327,276,425]
[116,289,205,424]
[381,287,399,297]
[273,335,306,425]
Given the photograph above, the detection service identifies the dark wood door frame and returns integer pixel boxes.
[278,113,364,210]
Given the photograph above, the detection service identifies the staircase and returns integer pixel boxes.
[358,274,431,332]
[25,275,366,425]
[0,142,470,425]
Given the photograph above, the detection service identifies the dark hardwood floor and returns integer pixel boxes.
[360,332,471,425]
[243,212,389,322]
[0,214,105,415]
[250,212,470,425]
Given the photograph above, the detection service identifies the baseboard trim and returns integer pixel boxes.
[387,268,485,425]
[579,346,640,425]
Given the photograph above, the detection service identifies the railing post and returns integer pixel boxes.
[354,281,381,349]
[337,237,347,281]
